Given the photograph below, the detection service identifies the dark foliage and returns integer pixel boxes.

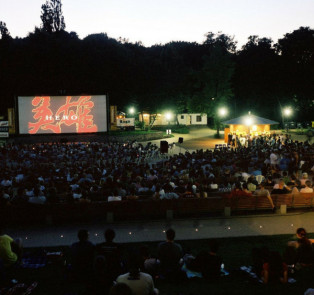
[0,21,313,122]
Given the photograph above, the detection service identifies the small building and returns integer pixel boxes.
[177,113,207,125]
[222,114,279,142]
[139,113,207,126]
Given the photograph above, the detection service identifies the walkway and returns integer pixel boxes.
[7,211,314,247]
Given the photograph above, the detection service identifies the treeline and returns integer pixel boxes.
[0,26,314,122]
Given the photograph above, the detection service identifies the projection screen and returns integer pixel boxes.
[18,95,107,134]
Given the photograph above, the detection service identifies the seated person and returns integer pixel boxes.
[254,183,275,209]
[261,251,288,284]
[158,228,183,278]
[116,255,159,295]
[191,239,223,279]
[300,180,313,193]
[96,229,122,281]
[0,229,23,268]
[230,182,252,197]
[109,283,133,295]
[70,229,95,280]
[271,179,291,194]
[288,228,314,249]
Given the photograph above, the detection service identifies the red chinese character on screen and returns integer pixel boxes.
[28,97,61,134]
[28,96,98,134]
[55,96,97,133]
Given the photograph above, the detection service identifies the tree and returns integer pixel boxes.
[188,33,235,134]
[275,27,314,121]
[234,36,280,119]
[41,0,65,33]
[0,21,10,39]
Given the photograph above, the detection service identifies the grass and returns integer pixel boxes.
[4,233,314,295]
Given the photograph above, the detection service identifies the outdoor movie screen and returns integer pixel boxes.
[18,95,107,134]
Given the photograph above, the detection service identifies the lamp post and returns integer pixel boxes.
[217,107,228,137]
[129,107,135,117]
[283,107,292,132]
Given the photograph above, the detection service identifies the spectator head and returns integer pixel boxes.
[278,179,285,188]
[166,228,175,241]
[104,228,116,242]
[235,181,242,190]
[127,254,141,277]
[297,228,307,239]
[302,173,308,179]
[305,180,312,188]
[78,229,89,242]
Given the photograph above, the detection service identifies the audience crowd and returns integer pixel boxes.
[0,134,312,208]
[0,133,314,294]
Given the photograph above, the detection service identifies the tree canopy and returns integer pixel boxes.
[0,2,313,123]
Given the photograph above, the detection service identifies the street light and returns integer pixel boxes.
[218,107,228,117]
[283,107,292,131]
[129,107,135,115]
[165,112,173,121]
[216,107,228,137]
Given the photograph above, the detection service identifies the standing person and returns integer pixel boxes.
[270,151,278,170]
[70,229,95,281]
[0,229,23,268]
[96,228,123,281]
[158,228,183,279]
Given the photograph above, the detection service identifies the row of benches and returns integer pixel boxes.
[1,193,314,225]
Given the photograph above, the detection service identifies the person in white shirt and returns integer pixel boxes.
[300,181,313,193]
[116,256,159,295]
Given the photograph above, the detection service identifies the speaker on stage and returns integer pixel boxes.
[160,141,168,153]
[178,137,183,144]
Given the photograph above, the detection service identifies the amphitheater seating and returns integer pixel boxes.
[1,193,314,225]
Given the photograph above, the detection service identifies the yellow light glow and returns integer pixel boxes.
[252,125,257,131]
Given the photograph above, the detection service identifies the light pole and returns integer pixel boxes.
[283,107,292,132]
[129,107,135,117]
[217,107,228,137]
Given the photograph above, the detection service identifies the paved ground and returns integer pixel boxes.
[6,212,314,248]
[143,127,225,154]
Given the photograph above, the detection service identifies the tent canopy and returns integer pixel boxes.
[223,114,279,125]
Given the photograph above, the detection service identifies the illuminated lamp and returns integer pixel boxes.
[165,112,173,121]
[252,125,257,131]
[244,117,253,126]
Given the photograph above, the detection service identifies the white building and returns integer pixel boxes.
[139,113,207,126]
[177,113,207,125]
